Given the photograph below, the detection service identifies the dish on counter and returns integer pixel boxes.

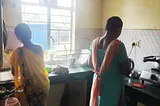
[46,65,69,75]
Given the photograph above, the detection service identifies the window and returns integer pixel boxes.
[60,31,70,43]
[57,0,72,7]
[21,0,40,4]
[21,0,74,52]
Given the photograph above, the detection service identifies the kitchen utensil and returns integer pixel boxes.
[130,70,141,79]
[0,85,23,99]
[69,56,76,68]
[78,49,90,67]
[140,71,160,85]
[0,86,22,106]
[52,65,69,75]
[129,58,135,71]
[131,82,146,88]
[143,56,160,72]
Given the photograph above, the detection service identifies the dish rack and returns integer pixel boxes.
[45,49,90,67]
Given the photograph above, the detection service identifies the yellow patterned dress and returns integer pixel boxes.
[10,47,50,106]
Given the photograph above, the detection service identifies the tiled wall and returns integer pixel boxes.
[75,28,160,71]
[120,30,160,71]
[75,28,103,50]
[7,27,160,71]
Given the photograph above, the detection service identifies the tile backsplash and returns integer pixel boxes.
[75,28,160,71]
[75,28,103,50]
[5,27,160,71]
[120,30,160,71]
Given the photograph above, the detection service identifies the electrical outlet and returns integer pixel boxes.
[136,40,141,48]
[132,40,141,48]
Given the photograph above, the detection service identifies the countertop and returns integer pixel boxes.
[49,68,160,106]
[125,78,160,99]
[0,67,93,84]
[125,77,160,106]
[1,67,160,105]
[49,67,93,85]
[0,71,14,84]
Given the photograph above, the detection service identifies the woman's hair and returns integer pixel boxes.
[14,23,31,42]
[105,16,123,31]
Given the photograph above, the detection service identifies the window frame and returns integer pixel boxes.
[21,0,74,51]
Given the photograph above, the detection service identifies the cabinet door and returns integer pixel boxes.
[47,84,65,106]
[67,80,87,106]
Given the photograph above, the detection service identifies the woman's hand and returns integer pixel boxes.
[121,59,132,76]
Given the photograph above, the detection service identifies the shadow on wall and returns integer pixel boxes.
[5,28,23,52]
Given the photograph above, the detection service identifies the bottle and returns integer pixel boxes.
[69,54,76,68]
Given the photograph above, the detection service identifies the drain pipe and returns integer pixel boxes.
[0,0,3,68]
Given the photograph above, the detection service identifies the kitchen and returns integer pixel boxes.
[1,0,160,106]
